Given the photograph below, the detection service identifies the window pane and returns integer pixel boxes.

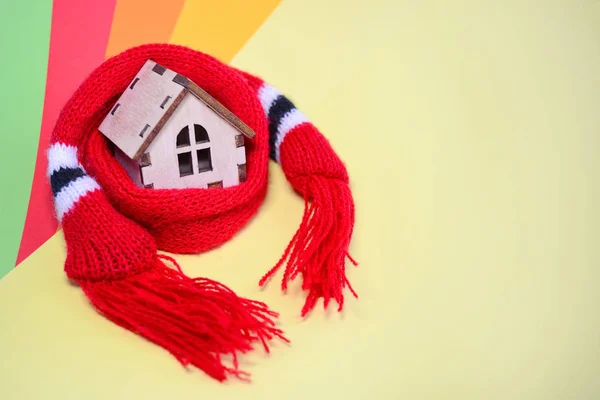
[194,124,209,143]
[178,152,193,176]
[176,126,190,147]
[197,148,212,173]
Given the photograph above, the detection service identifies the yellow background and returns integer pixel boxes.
[1,1,599,398]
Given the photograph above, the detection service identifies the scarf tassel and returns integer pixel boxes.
[260,176,358,316]
[80,255,287,381]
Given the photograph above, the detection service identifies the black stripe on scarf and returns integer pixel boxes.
[50,167,86,196]
[267,95,296,161]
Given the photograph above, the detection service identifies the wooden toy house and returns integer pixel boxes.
[98,60,255,189]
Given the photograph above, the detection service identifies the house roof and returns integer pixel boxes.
[98,60,255,161]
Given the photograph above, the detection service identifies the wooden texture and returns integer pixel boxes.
[133,89,186,160]
[100,59,253,190]
[98,60,185,160]
[134,94,246,189]
[182,78,256,139]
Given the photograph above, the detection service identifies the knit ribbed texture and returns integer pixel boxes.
[47,44,356,380]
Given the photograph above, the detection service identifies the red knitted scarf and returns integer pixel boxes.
[48,44,356,381]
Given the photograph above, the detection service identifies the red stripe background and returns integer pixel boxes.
[17,0,117,265]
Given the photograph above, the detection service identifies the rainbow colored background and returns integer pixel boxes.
[1,0,287,278]
[1,1,599,398]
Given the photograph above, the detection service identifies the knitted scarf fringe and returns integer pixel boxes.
[260,176,358,316]
[80,255,287,381]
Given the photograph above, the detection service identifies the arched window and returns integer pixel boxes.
[194,124,209,143]
[176,124,212,177]
[176,126,190,147]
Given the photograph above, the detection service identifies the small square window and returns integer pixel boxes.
[197,148,212,173]
[178,152,193,177]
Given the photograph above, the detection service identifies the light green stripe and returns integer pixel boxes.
[0,0,52,279]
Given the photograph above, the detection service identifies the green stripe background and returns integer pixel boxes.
[0,0,52,278]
